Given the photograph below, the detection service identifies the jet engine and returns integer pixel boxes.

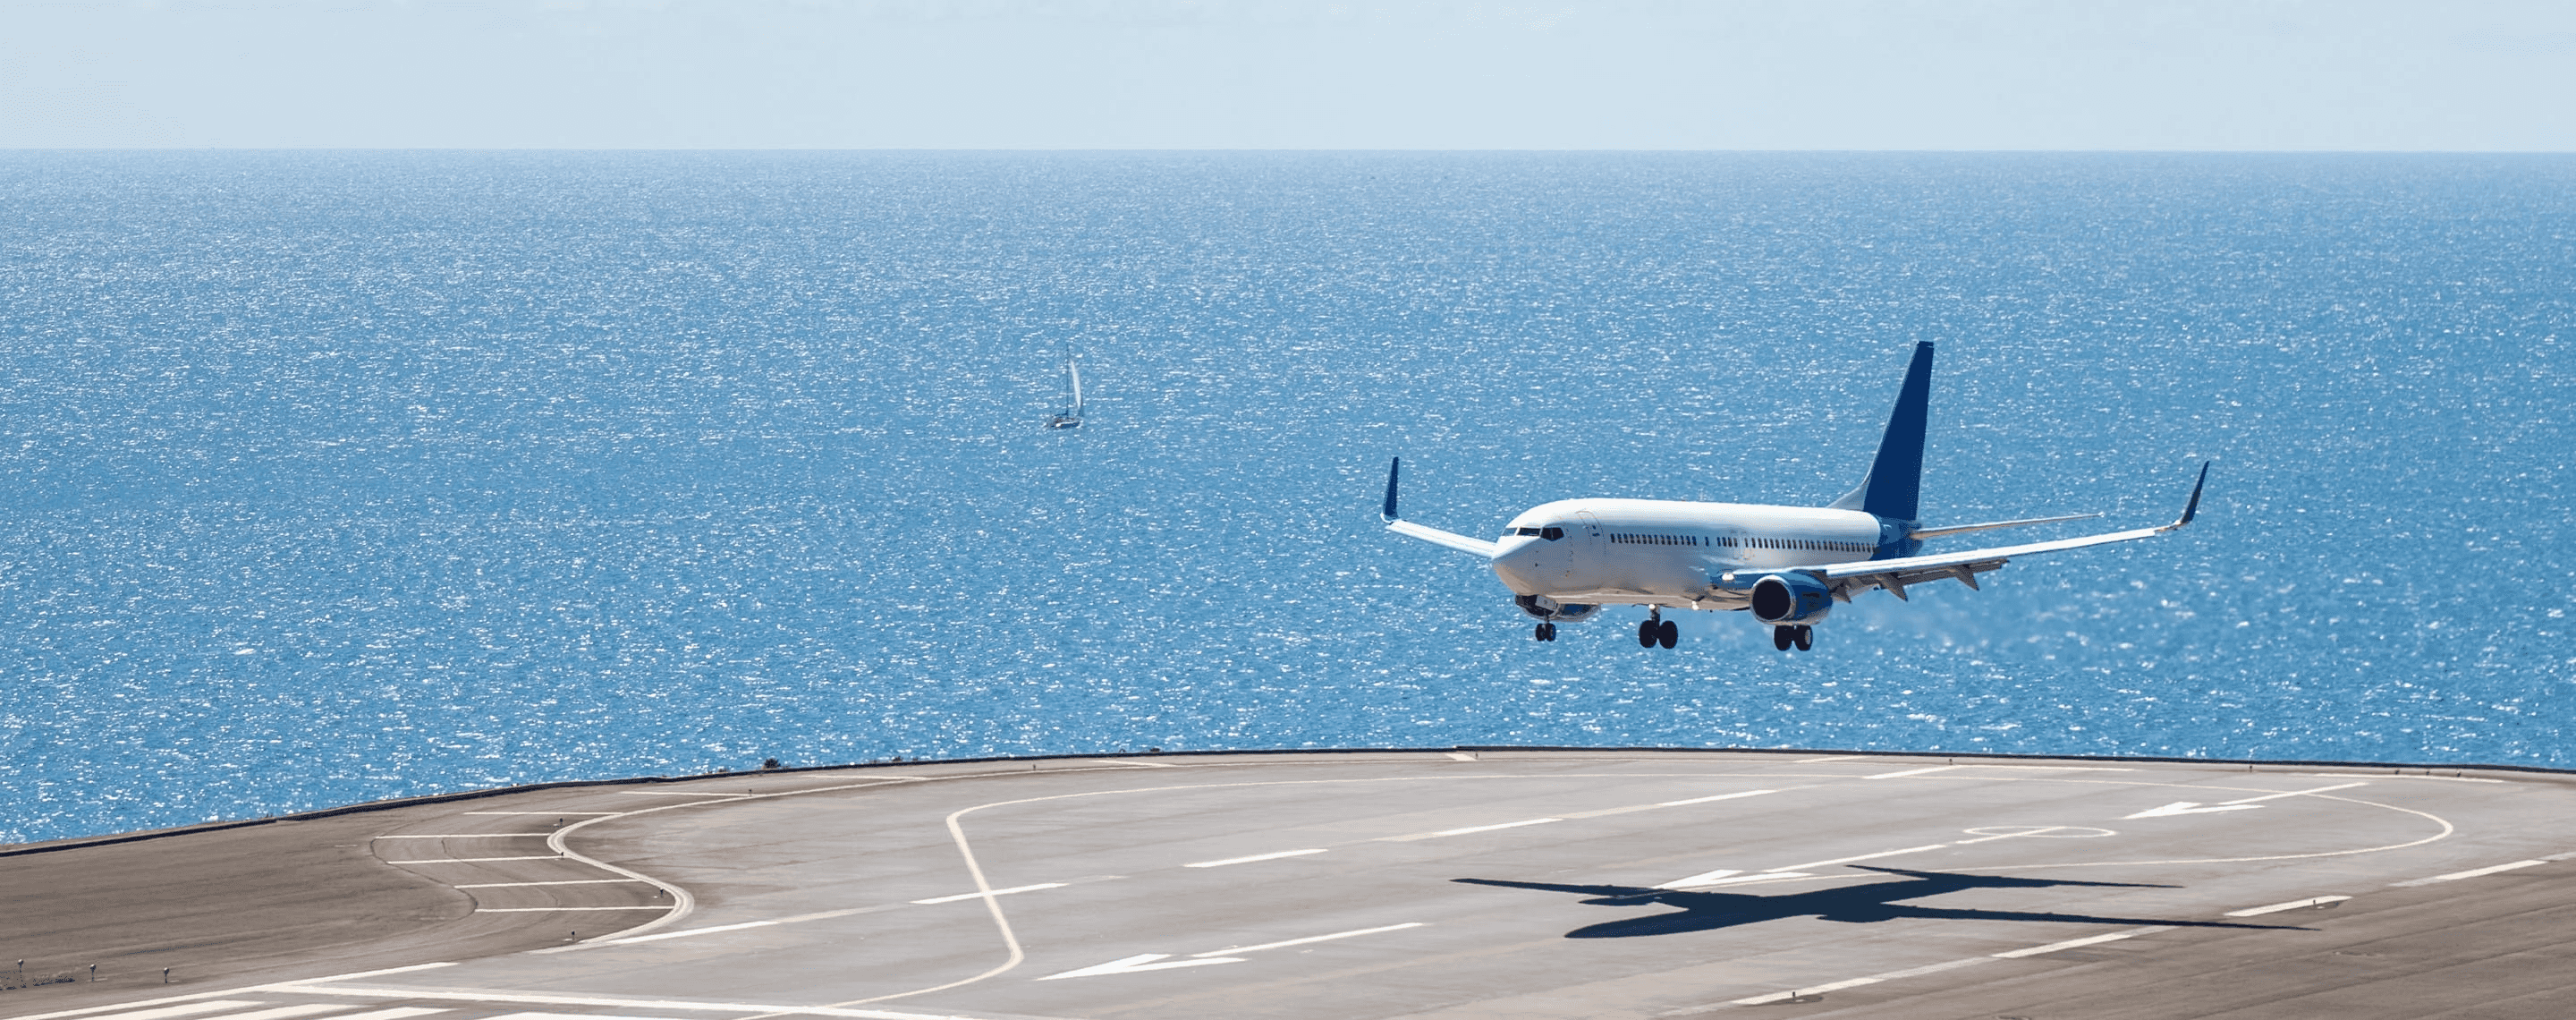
[1514,593,1600,622]
[1749,573,1834,625]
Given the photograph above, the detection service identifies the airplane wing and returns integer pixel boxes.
[1809,463,2208,601]
[1378,456,1500,558]
[1387,518,1500,557]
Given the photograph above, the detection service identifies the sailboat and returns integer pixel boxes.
[1043,353,1085,429]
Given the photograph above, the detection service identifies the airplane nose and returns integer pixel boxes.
[1491,536,1539,589]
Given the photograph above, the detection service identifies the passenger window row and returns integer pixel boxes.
[1612,533,1701,547]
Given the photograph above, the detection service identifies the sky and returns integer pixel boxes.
[2,0,2572,150]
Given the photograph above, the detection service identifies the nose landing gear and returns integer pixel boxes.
[1637,609,1679,650]
[1532,622,1557,642]
[1771,625,1815,651]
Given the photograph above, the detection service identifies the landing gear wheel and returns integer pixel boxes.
[1657,619,1679,649]
[1637,619,1657,648]
[1535,622,1556,642]
[1772,625,1794,651]
[1792,625,1814,651]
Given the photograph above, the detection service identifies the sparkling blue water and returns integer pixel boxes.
[3,152,2571,845]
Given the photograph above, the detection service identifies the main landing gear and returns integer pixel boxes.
[1771,625,1815,652]
[1532,622,1558,642]
[1636,608,1678,650]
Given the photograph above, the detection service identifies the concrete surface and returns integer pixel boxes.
[7,750,2576,1019]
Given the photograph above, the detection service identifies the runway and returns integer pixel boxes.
[9,750,2576,1018]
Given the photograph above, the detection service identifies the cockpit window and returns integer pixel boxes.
[1540,526,1564,540]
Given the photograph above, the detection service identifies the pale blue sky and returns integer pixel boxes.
[4,0,2571,149]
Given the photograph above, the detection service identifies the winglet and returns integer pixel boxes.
[2167,461,2210,531]
[1382,456,1402,522]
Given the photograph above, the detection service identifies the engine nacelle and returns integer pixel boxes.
[1514,593,1600,622]
[1749,573,1834,625]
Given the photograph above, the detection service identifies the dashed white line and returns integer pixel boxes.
[617,790,750,797]
[190,1006,364,1020]
[2225,896,2351,917]
[1771,844,1952,871]
[460,812,623,817]
[46,1002,268,1020]
[254,985,986,1019]
[1862,766,1961,779]
[382,855,565,863]
[1381,818,1563,842]
[1186,849,1328,868]
[2214,781,2371,805]
[604,920,782,945]
[1991,925,2172,957]
[2391,859,2548,887]
[1191,922,1427,956]
[1657,789,1782,807]
[1726,957,1991,1006]
[370,834,547,839]
[476,905,674,913]
[453,879,648,888]
[910,882,1066,905]
[327,1009,451,1020]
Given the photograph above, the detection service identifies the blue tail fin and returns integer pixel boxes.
[1828,342,1934,522]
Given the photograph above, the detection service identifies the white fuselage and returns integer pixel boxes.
[1490,498,1897,611]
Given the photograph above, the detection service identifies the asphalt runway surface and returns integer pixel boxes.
[8,750,2576,1019]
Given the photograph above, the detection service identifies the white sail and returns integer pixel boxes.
[1069,358,1084,416]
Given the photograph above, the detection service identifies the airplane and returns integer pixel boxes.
[1379,342,2207,651]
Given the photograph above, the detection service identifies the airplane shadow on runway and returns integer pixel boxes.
[1453,865,2309,939]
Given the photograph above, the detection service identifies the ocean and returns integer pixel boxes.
[2,152,2569,846]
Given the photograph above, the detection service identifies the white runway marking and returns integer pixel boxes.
[1192,922,1426,956]
[1773,844,1951,871]
[325,1009,450,1020]
[191,1006,363,1020]
[1381,817,1563,841]
[2391,859,2548,887]
[1185,848,1328,868]
[2123,801,2263,819]
[1862,765,1961,779]
[1727,957,1991,1005]
[602,920,782,945]
[1991,925,2172,957]
[264,986,990,1019]
[453,879,648,888]
[2225,895,2351,916]
[1103,759,1179,769]
[1444,752,1478,761]
[382,855,565,863]
[1795,755,1865,762]
[59,1001,268,1020]
[911,882,1067,905]
[476,905,674,913]
[370,833,547,839]
[1040,922,1426,980]
[616,790,750,797]
[1657,789,1781,807]
[459,812,623,816]
[1037,954,1241,981]
[1657,868,1742,888]
[477,1014,673,1020]
[2216,781,2371,804]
